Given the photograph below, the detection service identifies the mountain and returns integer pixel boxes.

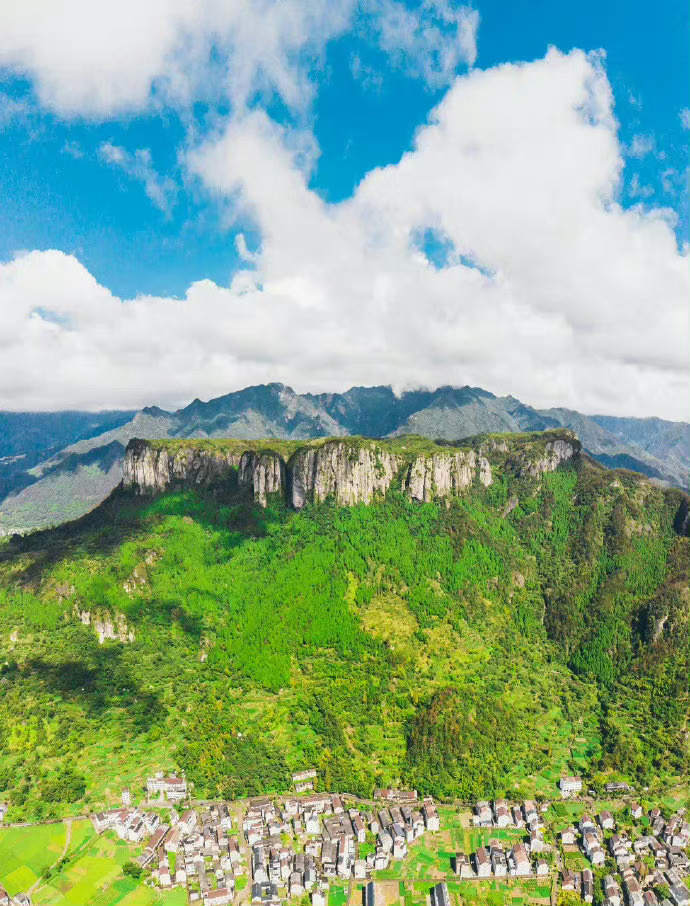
[0,383,687,533]
[0,409,134,498]
[0,433,687,820]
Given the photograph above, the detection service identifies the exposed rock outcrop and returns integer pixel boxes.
[238,451,286,507]
[122,431,581,511]
[289,442,401,508]
[123,439,242,493]
[77,608,134,644]
[405,450,485,503]
[521,439,579,478]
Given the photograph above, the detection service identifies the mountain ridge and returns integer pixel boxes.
[0,383,687,533]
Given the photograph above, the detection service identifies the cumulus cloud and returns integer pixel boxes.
[0,0,356,117]
[0,0,477,119]
[1,49,687,420]
[99,142,177,214]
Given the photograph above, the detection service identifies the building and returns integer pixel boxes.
[599,812,615,831]
[668,886,689,906]
[583,870,594,904]
[423,803,440,832]
[431,883,451,906]
[453,853,472,878]
[561,827,577,846]
[625,878,644,906]
[146,773,187,801]
[364,882,376,906]
[560,777,583,797]
[474,847,491,878]
[512,844,531,876]
[292,770,317,793]
[374,789,418,802]
[494,801,511,828]
[604,875,622,906]
[475,802,493,826]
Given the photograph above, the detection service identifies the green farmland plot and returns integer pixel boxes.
[330,884,349,906]
[0,823,183,906]
[0,822,67,896]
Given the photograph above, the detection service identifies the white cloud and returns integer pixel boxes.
[0,0,356,117]
[681,108,690,130]
[360,0,479,87]
[0,90,30,128]
[0,49,688,420]
[99,142,177,214]
[628,172,654,199]
[629,133,655,158]
[0,0,480,119]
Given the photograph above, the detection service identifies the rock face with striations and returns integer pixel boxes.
[238,451,286,507]
[289,441,401,509]
[405,450,491,503]
[122,431,581,509]
[123,438,241,493]
[522,438,578,478]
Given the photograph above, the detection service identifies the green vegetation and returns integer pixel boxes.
[0,820,186,906]
[0,435,687,818]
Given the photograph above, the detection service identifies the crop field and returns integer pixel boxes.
[0,822,184,906]
[0,822,67,895]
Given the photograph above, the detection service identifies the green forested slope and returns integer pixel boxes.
[0,439,687,821]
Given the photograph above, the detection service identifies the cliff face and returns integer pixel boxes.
[123,433,581,509]
[238,451,285,507]
[123,439,242,493]
[289,443,402,508]
[520,438,578,477]
[405,450,490,503]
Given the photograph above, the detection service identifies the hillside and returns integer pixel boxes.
[1,384,688,533]
[0,432,687,821]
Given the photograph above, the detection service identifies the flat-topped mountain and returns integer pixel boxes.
[122,431,579,508]
[0,427,687,820]
[1,383,687,533]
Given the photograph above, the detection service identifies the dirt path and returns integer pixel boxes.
[27,817,72,897]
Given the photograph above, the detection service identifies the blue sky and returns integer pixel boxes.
[0,0,688,417]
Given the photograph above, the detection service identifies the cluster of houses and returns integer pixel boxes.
[93,793,238,905]
[88,776,441,906]
[245,787,439,906]
[81,766,690,906]
[457,799,552,880]
[561,804,689,906]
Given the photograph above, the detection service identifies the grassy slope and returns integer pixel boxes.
[0,436,687,820]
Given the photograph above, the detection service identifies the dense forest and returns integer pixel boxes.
[0,434,687,820]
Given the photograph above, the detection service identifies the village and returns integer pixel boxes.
[0,774,688,906]
[455,777,690,906]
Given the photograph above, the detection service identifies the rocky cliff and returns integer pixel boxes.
[122,432,582,509]
[123,438,243,492]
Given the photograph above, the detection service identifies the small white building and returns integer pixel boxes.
[560,777,583,798]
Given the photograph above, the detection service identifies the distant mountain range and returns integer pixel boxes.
[1,383,688,533]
